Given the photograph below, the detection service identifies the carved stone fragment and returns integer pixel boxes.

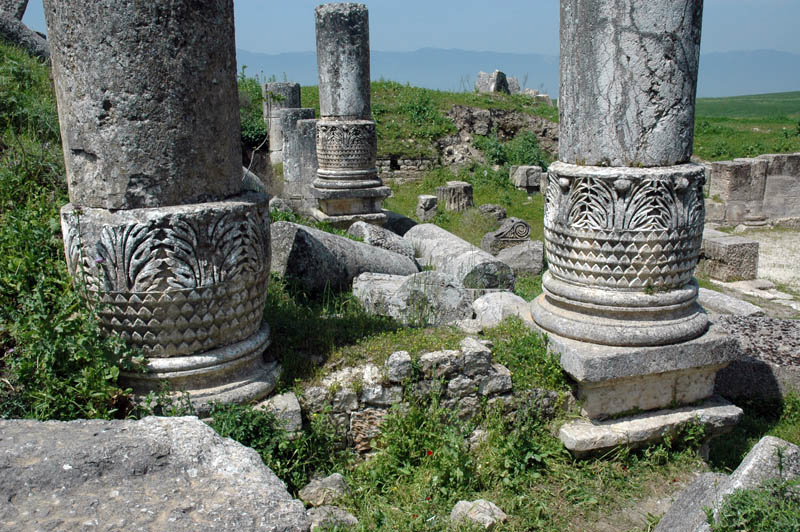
[436,181,474,212]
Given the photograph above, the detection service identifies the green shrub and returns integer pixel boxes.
[708,478,800,532]
[238,67,268,148]
[474,130,552,169]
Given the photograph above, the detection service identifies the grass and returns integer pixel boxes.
[707,478,800,532]
[693,91,800,161]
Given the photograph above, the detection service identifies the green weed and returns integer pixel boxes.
[707,478,800,532]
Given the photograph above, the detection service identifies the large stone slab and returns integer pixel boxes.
[697,287,764,317]
[352,271,472,326]
[270,221,418,294]
[347,220,415,260]
[699,229,759,281]
[655,436,800,532]
[559,397,743,457]
[546,323,738,418]
[0,417,310,532]
[404,223,515,289]
[559,0,703,166]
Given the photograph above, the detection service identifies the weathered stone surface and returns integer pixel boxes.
[697,287,764,317]
[361,383,402,406]
[270,196,293,214]
[450,499,508,530]
[472,291,533,330]
[762,172,800,221]
[478,203,507,221]
[260,392,303,433]
[263,82,301,164]
[298,473,350,508]
[419,350,461,379]
[270,221,418,294]
[510,165,543,191]
[0,0,27,20]
[699,228,759,281]
[352,271,472,326]
[533,162,708,347]
[437,180,474,212]
[315,3,370,120]
[416,194,438,222]
[479,364,513,396]
[0,417,309,532]
[655,436,800,532]
[507,76,520,94]
[559,397,743,456]
[475,70,510,94]
[405,224,515,289]
[347,220,415,259]
[460,337,493,377]
[350,408,387,453]
[306,506,358,531]
[385,351,412,383]
[44,0,242,209]
[382,209,417,236]
[0,13,48,60]
[481,217,531,255]
[496,240,544,277]
[559,0,703,166]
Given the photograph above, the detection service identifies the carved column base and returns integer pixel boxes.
[61,192,273,407]
[310,186,391,227]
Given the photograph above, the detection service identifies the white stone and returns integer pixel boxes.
[473,291,533,329]
[450,499,508,530]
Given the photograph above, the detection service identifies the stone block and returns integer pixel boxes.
[419,350,461,379]
[509,165,543,191]
[352,271,472,326]
[405,223,515,290]
[416,194,438,221]
[704,198,726,223]
[450,499,508,530]
[298,473,350,507]
[270,221,418,294]
[699,232,759,281]
[697,287,764,317]
[478,364,513,396]
[480,217,532,255]
[385,351,412,383]
[475,70,510,94]
[478,203,507,221]
[259,392,302,433]
[436,180,474,212]
[559,397,743,456]
[361,384,402,407]
[496,240,544,277]
[0,417,310,531]
[763,174,800,220]
[548,323,738,418]
[709,160,754,202]
[472,291,533,330]
[507,77,521,94]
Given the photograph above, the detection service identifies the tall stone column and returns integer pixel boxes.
[263,82,301,165]
[310,3,390,227]
[44,0,277,413]
[533,0,742,455]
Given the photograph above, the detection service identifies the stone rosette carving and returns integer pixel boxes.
[314,119,380,188]
[532,161,709,347]
[61,192,271,358]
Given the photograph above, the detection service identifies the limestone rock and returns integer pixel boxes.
[510,165,544,191]
[0,417,309,531]
[436,180,474,212]
[347,221,415,260]
[270,221,418,294]
[419,350,461,379]
[459,337,493,377]
[699,229,759,281]
[480,217,532,255]
[0,13,48,60]
[404,224,515,290]
[478,203,507,221]
[697,287,764,317]
[352,271,472,326]
[472,291,533,329]
[479,364,513,396]
[507,76,520,94]
[496,240,544,277]
[306,506,358,531]
[475,70,510,94]
[416,194,438,222]
[298,473,351,508]
[382,209,417,236]
[270,196,293,214]
[0,0,28,20]
[450,499,508,530]
[259,392,303,433]
[385,351,412,383]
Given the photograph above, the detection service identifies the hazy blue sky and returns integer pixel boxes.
[23,0,800,56]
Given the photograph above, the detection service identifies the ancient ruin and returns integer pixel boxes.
[532,0,743,452]
[309,3,391,227]
[44,0,276,412]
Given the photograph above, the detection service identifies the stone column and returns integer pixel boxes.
[532,0,742,455]
[263,82,301,165]
[44,0,277,413]
[310,3,390,227]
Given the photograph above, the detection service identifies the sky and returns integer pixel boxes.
[22,0,800,56]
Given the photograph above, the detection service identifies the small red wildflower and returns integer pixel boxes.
[426,450,433,456]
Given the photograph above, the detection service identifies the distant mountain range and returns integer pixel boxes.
[236,47,800,99]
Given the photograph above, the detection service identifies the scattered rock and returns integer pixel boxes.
[467,428,489,451]
[472,291,533,329]
[307,505,358,531]
[479,364,513,396]
[496,240,544,277]
[416,194,438,222]
[436,180,474,212]
[478,203,507,221]
[382,209,417,236]
[298,473,351,508]
[352,271,473,326]
[0,417,309,531]
[450,499,508,530]
[475,70,510,94]
[258,392,303,433]
[269,196,293,214]
[446,105,559,154]
[419,349,462,379]
[347,220,416,260]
